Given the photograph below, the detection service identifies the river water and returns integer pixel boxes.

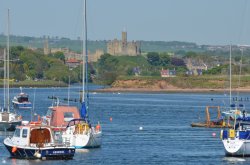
[0,87,250,164]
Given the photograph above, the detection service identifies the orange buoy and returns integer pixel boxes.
[96,124,101,131]
[109,117,113,122]
[12,146,17,153]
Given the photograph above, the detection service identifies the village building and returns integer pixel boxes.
[160,69,176,77]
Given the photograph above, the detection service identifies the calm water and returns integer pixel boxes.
[0,87,250,164]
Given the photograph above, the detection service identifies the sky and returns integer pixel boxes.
[1,0,250,45]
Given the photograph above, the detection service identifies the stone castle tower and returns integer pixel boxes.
[107,31,141,56]
[44,37,50,55]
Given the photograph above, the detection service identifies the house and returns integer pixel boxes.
[160,69,176,77]
[133,67,141,76]
[65,58,80,69]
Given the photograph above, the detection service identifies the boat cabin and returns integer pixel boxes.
[222,121,250,140]
[43,106,80,131]
[11,124,54,147]
[16,93,29,103]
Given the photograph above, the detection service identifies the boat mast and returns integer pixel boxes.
[82,0,88,117]
[3,49,6,109]
[229,45,232,108]
[6,9,10,112]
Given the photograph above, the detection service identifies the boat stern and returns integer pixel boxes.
[222,139,244,156]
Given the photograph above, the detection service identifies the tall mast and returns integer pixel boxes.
[82,0,88,117]
[6,9,10,112]
[3,49,6,109]
[229,45,232,108]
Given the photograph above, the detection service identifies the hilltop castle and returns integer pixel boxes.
[107,31,141,56]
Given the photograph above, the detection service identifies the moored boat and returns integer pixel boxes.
[4,122,75,159]
[43,0,102,149]
[62,118,102,148]
[191,106,232,128]
[0,9,22,131]
[12,87,32,109]
[221,117,250,157]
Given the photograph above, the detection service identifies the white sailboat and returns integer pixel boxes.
[42,0,102,148]
[221,45,242,121]
[61,0,102,148]
[221,46,250,156]
[0,9,22,131]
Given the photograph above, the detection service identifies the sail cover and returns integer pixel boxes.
[80,102,87,119]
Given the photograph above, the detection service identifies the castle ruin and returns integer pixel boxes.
[107,31,141,56]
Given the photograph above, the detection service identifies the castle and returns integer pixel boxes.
[107,31,141,56]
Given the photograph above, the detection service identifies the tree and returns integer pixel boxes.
[51,51,65,62]
[147,52,160,66]
[171,57,185,66]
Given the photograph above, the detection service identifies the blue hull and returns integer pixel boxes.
[13,103,32,109]
[4,144,75,159]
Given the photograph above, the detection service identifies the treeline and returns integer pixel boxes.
[0,46,80,83]
[1,46,250,86]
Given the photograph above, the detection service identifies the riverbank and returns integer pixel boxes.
[97,87,250,93]
[96,78,250,93]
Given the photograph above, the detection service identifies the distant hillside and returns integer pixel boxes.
[0,34,204,53]
[1,34,250,57]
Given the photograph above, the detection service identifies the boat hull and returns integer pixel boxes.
[13,102,32,109]
[0,121,22,131]
[222,139,250,156]
[191,122,232,128]
[84,131,102,148]
[62,129,102,149]
[4,141,75,159]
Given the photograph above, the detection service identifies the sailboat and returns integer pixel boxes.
[221,46,250,156]
[0,9,22,131]
[61,0,102,148]
[221,45,244,122]
[43,0,102,148]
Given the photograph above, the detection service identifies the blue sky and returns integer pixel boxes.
[1,0,250,45]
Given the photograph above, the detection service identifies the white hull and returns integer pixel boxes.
[0,112,22,131]
[223,139,250,156]
[62,127,102,149]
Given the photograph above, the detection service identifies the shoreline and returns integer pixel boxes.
[96,87,250,93]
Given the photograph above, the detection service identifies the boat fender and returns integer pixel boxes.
[11,146,17,153]
[96,124,101,132]
[18,116,22,120]
[220,130,223,139]
[34,150,41,158]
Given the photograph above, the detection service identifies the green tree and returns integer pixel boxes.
[147,52,160,66]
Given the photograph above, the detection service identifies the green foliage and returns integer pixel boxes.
[0,46,79,83]
[203,64,228,75]
[49,51,65,62]
[147,52,160,65]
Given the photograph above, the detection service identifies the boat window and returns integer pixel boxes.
[22,129,28,138]
[14,128,21,137]
[30,128,51,144]
[46,109,52,116]
[64,112,74,121]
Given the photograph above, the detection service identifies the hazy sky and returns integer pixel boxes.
[1,0,250,45]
